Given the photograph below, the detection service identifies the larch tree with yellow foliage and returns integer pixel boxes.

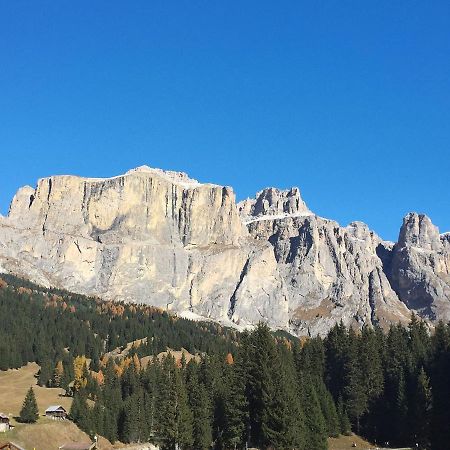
[53,360,64,387]
[73,355,88,392]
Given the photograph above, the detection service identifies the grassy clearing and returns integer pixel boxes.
[0,364,113,450]
[328,433,377,450]
[328,434,413,450]
[2,419,95,450]
[0,363,72,424]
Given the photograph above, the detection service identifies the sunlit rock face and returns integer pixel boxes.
[0,166,447,335]
[0,166,289,331]
[239,198,411,336]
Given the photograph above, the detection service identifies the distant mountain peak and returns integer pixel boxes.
[238,186,312,224]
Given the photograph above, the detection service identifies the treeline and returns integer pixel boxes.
[70,319,450,450]
[323,317,450,450]
[0,274,237,373]
[70,324,338,450]
[2,274,450,449]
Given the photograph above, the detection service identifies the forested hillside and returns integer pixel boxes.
[0,274,237,373]
[1,275,450,449]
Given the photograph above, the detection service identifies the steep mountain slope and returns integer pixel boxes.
[388,212,450,321]
[0,166,289,331]
[0,166,448,335]
[238,188,411,335]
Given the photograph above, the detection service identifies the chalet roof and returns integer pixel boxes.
[0,413,8,420]
[45,405,67,413]
[0,442,26,450]
[58,443,95,450]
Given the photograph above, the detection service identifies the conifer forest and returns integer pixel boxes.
[1,274,449,450]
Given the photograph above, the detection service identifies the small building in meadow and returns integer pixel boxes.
[0,443,26,450]
[0,414,10,432]
[45,405,67,420]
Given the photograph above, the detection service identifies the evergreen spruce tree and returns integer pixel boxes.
[344,328,368,434]
[38,358,53,387]
[337,396,351,436]
[188,371,212,450]
[19,386,39,423]
[324,322,348,400]
[102,407,118,444]
[393,370,408,445]
[245,323,279,448]
[157,357,177,448]
[142,356,160,441]
[267,345,305,450]
[295,337,326,380]
[222,351,248,449]
[408,367,432,449]
[90,354,100,373]
[101,359,122,443]
[69,391,91,433]
[408,313,429,369]
[120,389,144,443]
[175,368,194,450]
[316,380,340,438]
[90,402,105,438]
[158,355,193,450]
[430,322,450,450]
[360,326,384,402]
[198,352,226,445]
[299,374,327,450]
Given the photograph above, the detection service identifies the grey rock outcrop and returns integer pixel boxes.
[0,166,448,335]
[239,198,411,335]
[238,187,311,223]
[388,213,450,321]
[0,166,289,331]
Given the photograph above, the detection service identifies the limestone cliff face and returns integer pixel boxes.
[239,192,411,335]
[388,213,450,321]
[0,167,289,331]
[8,167,243,246]
[0,167,448,335]
[238,187,310,223]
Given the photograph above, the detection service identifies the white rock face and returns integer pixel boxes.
[0,168,289,331]
[0,167,448,335]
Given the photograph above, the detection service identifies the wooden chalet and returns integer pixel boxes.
[45,405,67,420]
[0,414,10,433]
[0,443,26,450]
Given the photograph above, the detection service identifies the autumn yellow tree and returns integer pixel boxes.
[96,370,105,385]
[73,356,88,392]
[53,360,64,387]
[132,354,141,372]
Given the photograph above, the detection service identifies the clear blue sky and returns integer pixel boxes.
[1,1,449,240]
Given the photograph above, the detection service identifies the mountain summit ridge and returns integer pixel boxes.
[0,166,448,336]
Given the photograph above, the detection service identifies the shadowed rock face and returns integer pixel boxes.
[249,216,412,335]
[0,166,448,335]
[388,213,450,321]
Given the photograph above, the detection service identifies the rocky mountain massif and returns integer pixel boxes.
[0,166,449,336]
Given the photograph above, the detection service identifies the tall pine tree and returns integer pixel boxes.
[19,386,39,423]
